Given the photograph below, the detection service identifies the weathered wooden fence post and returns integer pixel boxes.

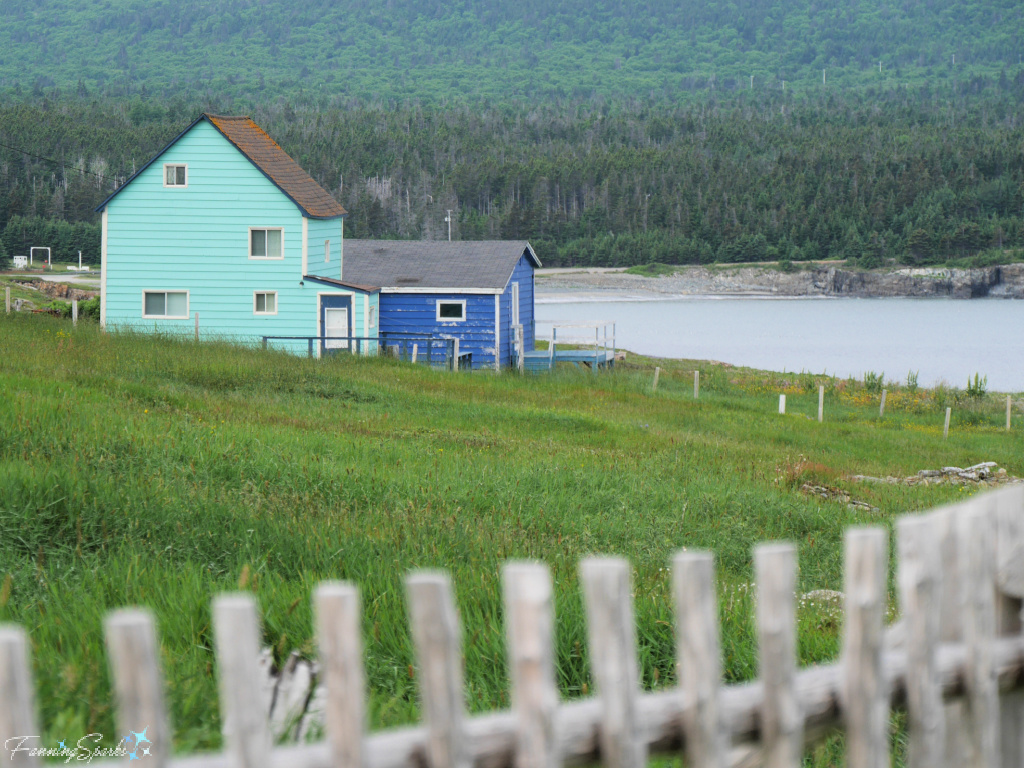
[72,299,78,326]
[194,312,200,342]
[503,563,559,768]
[993,485,1024,767]
[673,551,725,768]
[879,389,887,417]
[755,543,802,767]
[315,582,366,768]
[4,286,9,314]
[818,386,824,423]
[652,367,661,392]
[0,626,39,766]
[843,527,888,768]
[453,338,460,371]
[105,609,170,766]
[412,344,418,364]
[581,558,645,768]
[779,394,786,414]
[694,370,700,399]
[1008,396,1013,432]
[944,407,951,439]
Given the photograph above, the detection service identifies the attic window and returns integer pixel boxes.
[436,300,466,322]
[250,228,284,259]
[163,164,187,187]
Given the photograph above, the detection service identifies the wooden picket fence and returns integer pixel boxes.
[3,485,1024,768]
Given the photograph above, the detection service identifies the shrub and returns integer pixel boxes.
[905,370,919,393]
[863,370,884,393]
[966,373,988,398]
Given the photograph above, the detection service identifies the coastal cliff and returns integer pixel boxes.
[537,264,1024,298]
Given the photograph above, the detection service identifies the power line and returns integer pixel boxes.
[0,140,113,179]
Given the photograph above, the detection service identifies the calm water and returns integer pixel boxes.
[536,296,1024,391]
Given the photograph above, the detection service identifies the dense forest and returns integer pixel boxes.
[0,0,1021,101]
[2,82,1023,268]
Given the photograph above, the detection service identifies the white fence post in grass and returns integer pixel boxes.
[959,501,999,766]
[754,543,802,768]
[407,573,470,768]
[880,389,887,417]
[412,344,418,364]
[0,626,40,766]
[315,583,365,768]
[694,370,700,399]
[580,558,646,768]
[944,407,951,439]
[213,594,273,768]
[897,515,945,768]
[503,563,560,768]
[818,386,824,423]
[652,367,661,392]
[779,394,786,414]
[1008,396,1012,432]
[4,286,9,314]
[673,551,725,768]
[104,610,170,767]
[993,485,1024,767]
[194,312,199,342]
[453,338,460,371]
[843,527,889,768]
[72,299,78,326]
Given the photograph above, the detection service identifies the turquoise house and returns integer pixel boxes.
[97,113,379,354]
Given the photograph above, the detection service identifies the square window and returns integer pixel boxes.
[250,228,283,259]
[164,164,187,187]
[436,301,466,321]
[143,291,188,318]
[254,292,277,314]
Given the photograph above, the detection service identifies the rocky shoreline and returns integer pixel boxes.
[537,264,1024,299]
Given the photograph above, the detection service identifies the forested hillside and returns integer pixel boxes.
[0,0,1021,101]
[2,86,1023,268]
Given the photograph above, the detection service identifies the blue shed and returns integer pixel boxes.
[340,241,541,370]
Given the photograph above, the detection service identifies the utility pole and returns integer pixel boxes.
[444,210,453,241]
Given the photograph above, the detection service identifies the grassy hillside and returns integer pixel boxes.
[1,0,1021,101]
[0,313,1021,758]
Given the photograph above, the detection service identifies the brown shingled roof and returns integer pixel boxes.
[206,114,347,219]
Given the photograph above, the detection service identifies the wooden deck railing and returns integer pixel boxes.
[2,485,1024,767]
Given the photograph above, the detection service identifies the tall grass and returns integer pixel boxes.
[0,313,1020,756]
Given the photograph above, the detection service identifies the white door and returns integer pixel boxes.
[324,307,349,349]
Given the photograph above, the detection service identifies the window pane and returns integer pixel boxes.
[167,292,188,316]
[251,229,266,257]
[267,229,282,258]
[145,292,166,316]
[175,166,186,185]
[439,302,463,319]
[265,293,276,313]
[165,166,176,185]
[255,293,266,313]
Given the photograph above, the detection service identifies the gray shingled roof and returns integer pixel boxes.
[341,240,541,291]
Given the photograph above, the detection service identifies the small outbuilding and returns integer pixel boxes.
[340,240,540,370]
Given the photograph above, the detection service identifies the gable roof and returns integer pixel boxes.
[341,240,541,292]
[96,114,346,219]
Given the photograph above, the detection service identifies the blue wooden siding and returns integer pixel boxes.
[497,254,536,365]
[378,293,497,369]
[103,121,357,354]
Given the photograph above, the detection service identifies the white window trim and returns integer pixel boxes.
[162,163,188,188]
[368,303,377,328]
[248,227,285,260]
[141,290,190,319]
[436,299,467,322]
[253,291,279,316]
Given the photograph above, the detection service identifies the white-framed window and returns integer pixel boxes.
[324,239,331,263]
[368,304,377,328]
[436,300,466,322]
[253,291,278,315]
[163,164,187,187]
[249,227,284,259]
[142,290,189,319]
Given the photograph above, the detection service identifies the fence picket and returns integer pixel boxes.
[407,573,470,768]
[315,582,366,768]
[842,528,888,768]
[503,563,560,768]
[580,558,645,768]
[213,594,274,768]
[897,515,945,768]
[673,551,725,768]
[960,501,1000,767]
[754,544,801,768]
[104,609,170,766]
[993,486,1024,767]
[0,626,39,766]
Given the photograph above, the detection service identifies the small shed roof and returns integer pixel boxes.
[342,240,541,291]
[96,114,346,219]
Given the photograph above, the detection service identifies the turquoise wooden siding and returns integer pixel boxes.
[103,120,363,354]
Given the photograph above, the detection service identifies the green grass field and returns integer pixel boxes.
[1,313,1021,760]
